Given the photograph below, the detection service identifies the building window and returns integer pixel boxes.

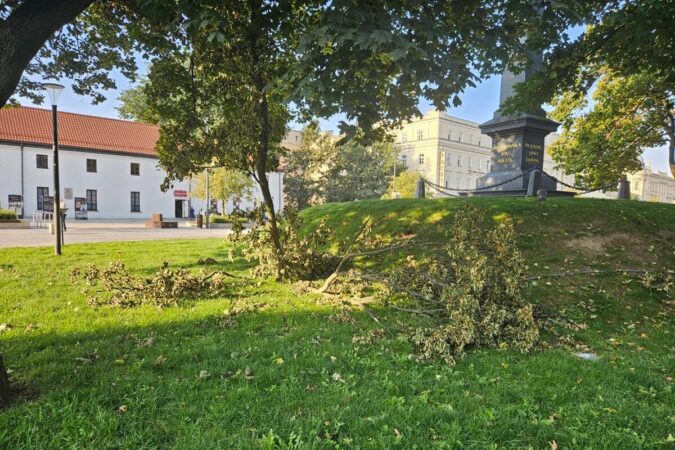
[295,135,299,142]
[86,159,97,173]
[468,157,472,169]
[130,162,140,176]
[86,189,98,211]
[400,155,407,167]
[445,180,449,188]
[418,153,424,164]
[447,153,452,165]
[478,138,482,147]
[417,130,423,141]
[447,131,452,141]
[457,155,462,167]
[36,154,48,169]
[401,132,407,143]
[130,191,141,212]
[458,132,463,142]
[37,187,49,210]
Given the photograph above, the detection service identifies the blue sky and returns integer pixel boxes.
[24,64,670,174]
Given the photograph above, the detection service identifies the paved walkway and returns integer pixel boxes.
[0,220,229,248]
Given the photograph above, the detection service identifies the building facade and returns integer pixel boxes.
[0,107,284,219]
[628,167,675,203]
[391,110,574,194]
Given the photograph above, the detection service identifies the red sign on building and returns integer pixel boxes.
[173,190,188,198]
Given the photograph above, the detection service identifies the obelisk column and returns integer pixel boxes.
[476,50,559,194]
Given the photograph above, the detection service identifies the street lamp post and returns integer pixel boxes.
[43,82,65,255]
[205,166,210,229]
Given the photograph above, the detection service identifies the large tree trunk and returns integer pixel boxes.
[0,354,11,408]
[0,0,94,107]
[0,0,94,407]
[248,0,281,253]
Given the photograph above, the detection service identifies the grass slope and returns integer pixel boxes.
[0,197,673,449]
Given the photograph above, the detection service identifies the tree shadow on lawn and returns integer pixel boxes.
[27,240,258,276]
[1,305,672,448]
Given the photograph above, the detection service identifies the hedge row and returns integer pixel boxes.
[0,209,17,220]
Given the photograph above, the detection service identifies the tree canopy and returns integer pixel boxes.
[116,81,160,124]
[284,0,584,140]
[324,140,397,203]
[3,1,672,131]
[502,0,675,116]
[383,170,418,199]
[191,168,254,208]
[283,123,336,210]
[548,68,674,188]
[0,1,147,106]
[4,1,587,119]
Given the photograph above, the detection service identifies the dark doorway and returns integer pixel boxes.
[175,200,184,218]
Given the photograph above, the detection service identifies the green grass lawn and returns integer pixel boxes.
[0,197,673,448]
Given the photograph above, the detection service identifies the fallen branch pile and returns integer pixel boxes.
[72,261,240,308]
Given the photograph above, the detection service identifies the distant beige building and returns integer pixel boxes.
[628,167,675,203]
[281,129,303,151]
[391,110,573,194]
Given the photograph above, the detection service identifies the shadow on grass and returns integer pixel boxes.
[1,296,673,448]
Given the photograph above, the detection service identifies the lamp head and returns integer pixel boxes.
[42,82,65,106]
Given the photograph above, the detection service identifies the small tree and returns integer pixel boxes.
[116,81,160,124]
[382,171,418,199]
[324,141,397,203]
[191,169,254,211]
[283,122,336,210]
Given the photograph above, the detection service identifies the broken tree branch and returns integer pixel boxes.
[315,240,439,295]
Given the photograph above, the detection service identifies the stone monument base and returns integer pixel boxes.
[477,168,556,192]
[465,169,575,197]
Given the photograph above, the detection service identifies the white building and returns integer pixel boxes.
[628,166,675,203]
[0,107,284,219]
[391,110,574,194]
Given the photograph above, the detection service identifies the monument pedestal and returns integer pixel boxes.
[472,113,571,196]
[468,45,577,197]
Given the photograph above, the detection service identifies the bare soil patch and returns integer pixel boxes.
[566,232,649,261]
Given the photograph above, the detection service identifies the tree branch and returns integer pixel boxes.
[0,0,95,106]
[315,240,438,295]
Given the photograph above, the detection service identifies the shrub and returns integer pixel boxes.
[209,214,232,224]
[237,207,340,281]
[228,210,249,240]
[388,206,539,364]
[0,210,17,221]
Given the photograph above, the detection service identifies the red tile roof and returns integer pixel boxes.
[0,106,159,156]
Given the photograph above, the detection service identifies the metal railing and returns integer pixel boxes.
[32,211,52,228]
[422,169,619,197]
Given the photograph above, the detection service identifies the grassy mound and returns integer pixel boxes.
[301,197,675,271]
[0,197,673,448]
